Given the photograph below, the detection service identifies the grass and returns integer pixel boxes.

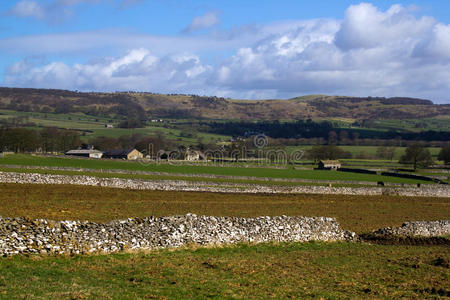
[286,145,442,160]
[0,154,436,184]
[0,167,377,188]
[1,183,449,233]
[373,117,450,132]
[0,109,230,144]
[0,242,448,299]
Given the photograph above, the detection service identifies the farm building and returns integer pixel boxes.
[65,149,103,159]
[318,160,341,170]
[103,148,143,160]
[185,149,206,161]
[157,150,183,160]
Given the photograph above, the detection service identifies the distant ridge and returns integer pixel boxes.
[0,87,448,121]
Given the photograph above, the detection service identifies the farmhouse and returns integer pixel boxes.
[65,149,103,158]
[318,160,341,170]
[185,149,206,161]
[103,148,143,160]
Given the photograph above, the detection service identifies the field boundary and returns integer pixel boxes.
[1,171,449,197]
[0,164,429,187]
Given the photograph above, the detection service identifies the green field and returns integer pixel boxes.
[286,145,442,160]
[0,154,438,184]
[0,109,230,144]
[0,167,378,188]
[373,117,450,132]
[1,242,448,299]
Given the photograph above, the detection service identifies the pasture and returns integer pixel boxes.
[0,154,448,299]
[0,154,438,185]
[0,109,230,144]
[1,242,448,299]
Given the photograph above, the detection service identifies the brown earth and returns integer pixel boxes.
[0,183,449,233]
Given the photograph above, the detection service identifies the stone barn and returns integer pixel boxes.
[185,149,206,161]
[103,149,143,160]
[318,160,341,170]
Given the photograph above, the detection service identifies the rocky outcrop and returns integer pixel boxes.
[0,215,357,256]
[1,171,449,197]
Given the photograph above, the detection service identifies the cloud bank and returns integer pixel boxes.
[6,0,137,22]
[3,3,450,102]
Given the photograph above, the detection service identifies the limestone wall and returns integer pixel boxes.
[1,171,449,197]
[0,215,356,256]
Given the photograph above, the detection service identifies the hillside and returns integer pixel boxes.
[0,87,449,121]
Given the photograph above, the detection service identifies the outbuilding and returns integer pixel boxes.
[65,149,103,158]
[185,149,206,161]
[103,148,143,160]
[318,160,341,170]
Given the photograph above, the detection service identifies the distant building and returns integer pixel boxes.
[157,150,170,160]
[65,149,103,159]
[103,148,143,160]
[318,160,341,170]
[157,150,183,160]
[185,149,206,161]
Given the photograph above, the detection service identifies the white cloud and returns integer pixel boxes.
[8,1,45,20]
[335,3,435,50]
[183,11,221,33]
[5,0,129,23]
[3,3,450,103]
[4,49,211,93]
[212,3,450,102]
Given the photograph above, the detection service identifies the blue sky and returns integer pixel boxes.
[1,1,450,103]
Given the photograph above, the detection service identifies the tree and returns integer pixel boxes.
[376,146,396,160]
[307,145,352,162]
[328,131,338,145]
[438,146,450,164]
[399,144,433,170]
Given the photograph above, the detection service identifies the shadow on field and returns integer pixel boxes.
[360,233,450,246]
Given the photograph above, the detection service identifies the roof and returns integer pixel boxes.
[65,149,103,155]
[319,160,341,165]
[104,148,138,156]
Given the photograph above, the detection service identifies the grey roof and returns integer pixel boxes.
[65,149,103,155]
[104,148,137,156]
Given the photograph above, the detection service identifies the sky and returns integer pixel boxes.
[1,1,450,103]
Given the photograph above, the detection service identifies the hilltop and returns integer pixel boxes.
[0,87,449,121]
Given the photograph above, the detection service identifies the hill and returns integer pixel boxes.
[0,87,449,121]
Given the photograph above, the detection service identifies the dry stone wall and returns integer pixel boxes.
[1,171,449,197]
[372,220,450,237]
[0,215,357,256]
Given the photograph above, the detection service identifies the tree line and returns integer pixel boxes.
[0,127,81,153]
[204,120,450,142]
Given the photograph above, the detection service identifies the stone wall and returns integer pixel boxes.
[0,215,357,256]
[372,220,450,237]
[1,171,449,197]
[0,164,424,187]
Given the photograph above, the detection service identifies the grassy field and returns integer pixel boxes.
[1,183,449,233]
[1,242,449,299]
[286,145,442,160]
[0,167,377,188]
[0,154,437,184]
[1,180,449,298]
[0,109,230,144]
[373,117,450,132]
